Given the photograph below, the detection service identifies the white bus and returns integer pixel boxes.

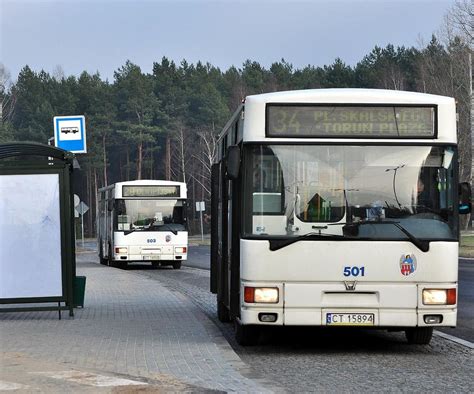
[210,89,471,345]
[98,180,188,269]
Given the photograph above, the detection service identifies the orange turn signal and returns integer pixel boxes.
[244,287,255,303]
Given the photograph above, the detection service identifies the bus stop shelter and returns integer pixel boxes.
[0,142,76,317]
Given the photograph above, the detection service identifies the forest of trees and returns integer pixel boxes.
[0,2,471,235]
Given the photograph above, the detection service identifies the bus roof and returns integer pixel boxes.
[220,89,456,144]
[245,88,455,105]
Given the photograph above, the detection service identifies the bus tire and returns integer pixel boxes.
[405,327,433,345]
[172,261,182,270]
[107,245,114,267]
[99,239,107,265]
[217,299,231,322]
[235,320,259,346]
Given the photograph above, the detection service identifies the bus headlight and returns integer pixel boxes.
[175,247,187,253]
[115,247,128,254]
[244,287,279,303]
[422,289,456,305]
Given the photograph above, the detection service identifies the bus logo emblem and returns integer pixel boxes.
[166,235,171,242]
[400,254,417,276]
[344,281,357,291]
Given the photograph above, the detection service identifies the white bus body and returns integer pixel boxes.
[98,180,188,269]
[210,89,471,345]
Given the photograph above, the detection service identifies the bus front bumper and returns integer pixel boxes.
[240,307,457,327]
[240,281,457,328]
[114,247,187,262]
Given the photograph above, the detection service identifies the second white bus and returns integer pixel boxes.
[98,180,188,269]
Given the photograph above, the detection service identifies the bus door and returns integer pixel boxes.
[210,164,220,293]
[229,161,242,317]
[211,155,242,318]
[213,161,229,312]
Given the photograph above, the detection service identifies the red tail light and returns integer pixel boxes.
[447,288,456,305]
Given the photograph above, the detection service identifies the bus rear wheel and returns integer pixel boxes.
[235,320,259,346]
[99,239,107,265]
[172,261,182,269]
[217,299,231,322]
[405,327,433,345]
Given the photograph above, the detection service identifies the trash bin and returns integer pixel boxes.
[73,276,86,308]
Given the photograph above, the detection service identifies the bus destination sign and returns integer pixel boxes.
[123,185,180,198]
[266,105,435,138]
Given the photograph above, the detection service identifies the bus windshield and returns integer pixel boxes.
[243,145,457,241]
[114,199,186,232]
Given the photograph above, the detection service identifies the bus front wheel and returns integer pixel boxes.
[405,327,433,345]
[235,320,259,346]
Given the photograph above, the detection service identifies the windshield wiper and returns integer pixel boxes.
[124,228,137,236]
[150,223,179,235]
[333,220,429,252]
[124,224,180,236]
[269,232,346,251]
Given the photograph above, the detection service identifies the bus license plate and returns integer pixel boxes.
[143,256,156,261]
[326,313,375,326]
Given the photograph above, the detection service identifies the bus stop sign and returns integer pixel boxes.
[54,115,87,154]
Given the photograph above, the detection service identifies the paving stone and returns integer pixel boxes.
[0,252,268,392]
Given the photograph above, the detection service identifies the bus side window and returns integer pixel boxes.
[252,153,284,215]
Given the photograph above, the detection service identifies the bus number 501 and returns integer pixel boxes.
[343,266,365,277]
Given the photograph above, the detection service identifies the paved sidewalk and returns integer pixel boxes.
[0,251,268,392]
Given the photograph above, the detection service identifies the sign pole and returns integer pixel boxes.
[200,209,204,241]
[81,212,84,247]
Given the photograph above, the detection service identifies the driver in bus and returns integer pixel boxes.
[414,175,434,213]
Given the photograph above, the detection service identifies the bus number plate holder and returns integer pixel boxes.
[143,256,158,261]
[325,313,375,326]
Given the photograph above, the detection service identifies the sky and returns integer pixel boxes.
[0,0,456,82]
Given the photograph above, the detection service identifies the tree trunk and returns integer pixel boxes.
[94,169,98,237]
[102,133,108,187]
[180,128,186,183]
[166,136,171,180]
[87,167,92,237]
[149,149,153,179]
[137,141,143,180]
[126,148,130,181]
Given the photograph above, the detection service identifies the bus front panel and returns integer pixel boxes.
[239,239,457,329]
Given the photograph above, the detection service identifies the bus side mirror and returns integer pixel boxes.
[459,182,471,214]
[226,145,240,180]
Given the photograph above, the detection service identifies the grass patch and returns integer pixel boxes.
[460,235,474,247]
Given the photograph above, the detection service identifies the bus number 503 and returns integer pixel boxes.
[343,266,365,277]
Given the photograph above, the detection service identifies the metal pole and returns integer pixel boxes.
[81,212,84,247]
[200,209,204,241]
